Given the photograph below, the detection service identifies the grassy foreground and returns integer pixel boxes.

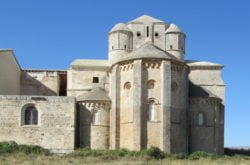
[0,142,250,165]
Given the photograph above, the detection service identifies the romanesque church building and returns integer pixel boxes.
[0,15,225,154]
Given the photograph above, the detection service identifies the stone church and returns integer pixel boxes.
[0,15,225,154]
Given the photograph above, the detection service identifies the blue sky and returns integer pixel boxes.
[0,0,249,147]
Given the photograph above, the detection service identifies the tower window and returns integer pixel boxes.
[136,32,141,37]
[24,106,38,125]
[93,77,99,83]
[112,46,114,50]
[146,26,149,37]
[170,45,173,49]
[124,45,127,49]
[154,32,159,37]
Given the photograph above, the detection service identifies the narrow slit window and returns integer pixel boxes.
[170,45,173,49]
[93,77,99,83]
[124,45,126,49]
[146,26,149,37]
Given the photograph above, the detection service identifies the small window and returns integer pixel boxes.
[136,32,141,37]
[170,45,173,49]
[24,106,38,125]
[154,32,159,37]
[148,99,157,121]
[197,112,205,126]
[147,80,155,89]
[112,46,114,50]
[171,82,178,92]
[124,82,131,90]
[92,109,100,125]
[93,77,99,83]
[124,45,127,49]
[146,26,149,37]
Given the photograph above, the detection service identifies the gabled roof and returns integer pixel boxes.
[76,87,110,102]
[114,40,178,64]
[128,15,166,24]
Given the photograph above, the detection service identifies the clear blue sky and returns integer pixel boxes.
[0,0,249,147]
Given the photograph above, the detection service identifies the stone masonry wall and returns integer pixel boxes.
[0,95,75,153]
[170,63,188,153]
[21,71,61,96]
[189,98,223,153]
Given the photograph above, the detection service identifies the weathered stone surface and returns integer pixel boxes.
[0,95,75,153]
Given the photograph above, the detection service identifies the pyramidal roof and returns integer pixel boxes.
[109,23,132,33]
[77,87,110,102]
[114,40,177,63]
[165,24,182,33]
[128,15,165,24]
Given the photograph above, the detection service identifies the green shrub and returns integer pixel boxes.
[0,141,19,153]
[188,151,209,160]
[145,147,165,159]
[0,141,50,155]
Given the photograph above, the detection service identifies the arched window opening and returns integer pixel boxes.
[24,106,38,125]
[92,109,100,125]
[148,99,157,121]
[197,112,205,126]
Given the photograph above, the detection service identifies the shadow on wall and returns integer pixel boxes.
[76,103,91,148]
[20,71,67,96]
[189,82,218,98]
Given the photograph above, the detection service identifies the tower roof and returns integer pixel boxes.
[165,24,183,33]
[109,23,132,33]
[128,15,166,24]
[76,87,110,102]
[113,40,178,64]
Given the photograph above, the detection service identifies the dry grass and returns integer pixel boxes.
[0,153,250,165]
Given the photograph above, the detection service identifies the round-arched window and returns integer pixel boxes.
[148,99,157,121]
[197,112,205,126]
[24,106,38,125]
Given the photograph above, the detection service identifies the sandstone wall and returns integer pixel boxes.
[21,70,63,96]
[142,60,162,149]
[119,62,134,150]
[170,62,189,153]
[0,95,75,153]
[67,69,109,97]
[189,98,224,154]
[77,101,110,149]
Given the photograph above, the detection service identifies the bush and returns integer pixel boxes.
[188,151,209,160]
[0,141,50,155]
[145,147,165,159]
